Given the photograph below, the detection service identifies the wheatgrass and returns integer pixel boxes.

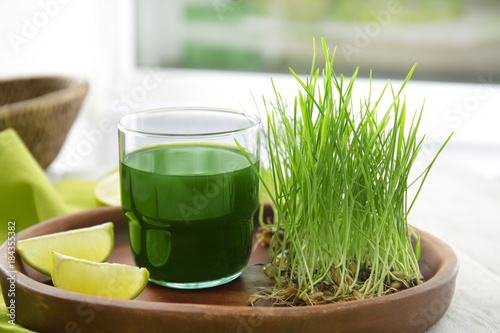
[238,39,451,306]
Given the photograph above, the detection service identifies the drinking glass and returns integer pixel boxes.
[118,107,260,289]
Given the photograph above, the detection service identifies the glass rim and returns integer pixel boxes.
[118,107,261,138]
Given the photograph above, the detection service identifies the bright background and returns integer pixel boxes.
[137,0,500,83]
[0,0,499,181]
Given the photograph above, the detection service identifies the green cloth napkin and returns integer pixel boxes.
[0,128,69,243]
[55,179,103,213]
[0,128,100,331]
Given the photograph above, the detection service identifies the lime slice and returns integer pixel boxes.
[17,222,114,275]
[51,252,149,300]
[94,170,121,206]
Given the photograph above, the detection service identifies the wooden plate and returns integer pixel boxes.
[0,207,458,333]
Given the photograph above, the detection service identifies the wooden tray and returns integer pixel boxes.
[0,207,458,333]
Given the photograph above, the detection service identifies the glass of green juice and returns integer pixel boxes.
[118,107,260,289]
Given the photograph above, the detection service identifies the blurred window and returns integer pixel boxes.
[136,0,500,82]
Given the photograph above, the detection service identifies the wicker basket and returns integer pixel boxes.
[0,76,88,168]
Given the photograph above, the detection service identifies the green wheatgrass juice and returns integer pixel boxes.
[120,143,259,284]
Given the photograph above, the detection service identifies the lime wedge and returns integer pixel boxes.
[51,252,149,300]
[17,222,114,275]
[94,170,121,206]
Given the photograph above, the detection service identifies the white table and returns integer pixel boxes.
[47,68,500,332]
[410,156,500,332]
